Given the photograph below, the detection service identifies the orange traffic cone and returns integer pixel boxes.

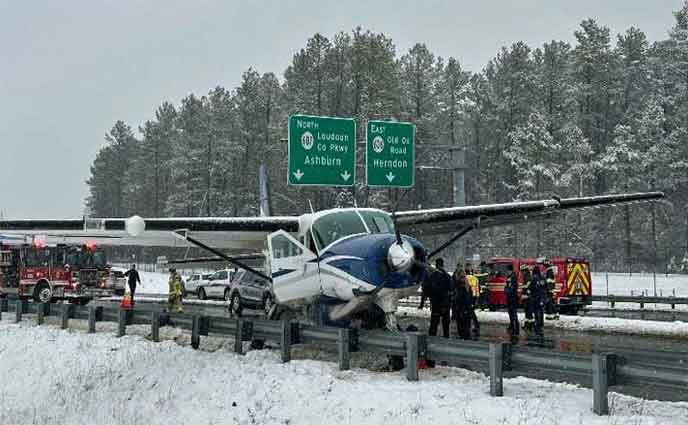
[417,358,428,370]
[120,293,132,310]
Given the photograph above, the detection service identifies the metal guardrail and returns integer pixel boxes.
[1,298,686,415]
[592,294,688,309]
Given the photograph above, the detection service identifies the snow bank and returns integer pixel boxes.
[0,318,686,425]
[593,272,688,297]
[399,307,688,339]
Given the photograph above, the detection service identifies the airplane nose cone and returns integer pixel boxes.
[125,215,146,237]
[387,240,415,272]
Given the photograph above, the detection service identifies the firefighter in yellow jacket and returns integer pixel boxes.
[465,266,480,337]
[168,268,184,313]
[543,259,559,320]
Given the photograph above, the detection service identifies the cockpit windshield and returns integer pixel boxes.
[359,211,395,234]
[312,211,367,250]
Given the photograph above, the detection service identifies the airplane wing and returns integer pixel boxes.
[395,192,664,236]
[0,216,300,250]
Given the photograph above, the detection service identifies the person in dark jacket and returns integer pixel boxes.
[123,264,141,304]
[451,269,473,340]
[520,264,534,331]
[419,258,453,338]
[531,266,547,337]
[505,264,519,336]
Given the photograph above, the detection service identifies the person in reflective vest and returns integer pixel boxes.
[543,259,559,320]
[505,264,520,336]
[520,264,534,331]
[475,261,490,311]
[167,268,184,313]
[465,267,480,337]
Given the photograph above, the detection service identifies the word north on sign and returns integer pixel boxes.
[366,120,415,188]
[288,115,356,186]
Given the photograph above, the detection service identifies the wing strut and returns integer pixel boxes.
[427,219,479,259]
[173,230,272,282]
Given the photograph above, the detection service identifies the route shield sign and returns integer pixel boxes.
[366,120,415,188]
[288,115,356,186]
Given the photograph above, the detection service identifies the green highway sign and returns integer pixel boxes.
[288,115,356,186]
[366,120,415,188]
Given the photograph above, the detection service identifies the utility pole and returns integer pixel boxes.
[450,146,466,266]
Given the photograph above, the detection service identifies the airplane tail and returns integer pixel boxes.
[259,164,272,217]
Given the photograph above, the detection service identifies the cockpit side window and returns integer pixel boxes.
[311,211,367,250]
[360,211,394,234]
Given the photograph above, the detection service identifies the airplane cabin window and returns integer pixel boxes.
[360,211,394,234]
[312,211,367,249]
[272,234,303,259]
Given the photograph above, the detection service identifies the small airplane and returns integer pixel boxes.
[0,191,663,331]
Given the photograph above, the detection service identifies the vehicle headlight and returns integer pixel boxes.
[387,240,415,273]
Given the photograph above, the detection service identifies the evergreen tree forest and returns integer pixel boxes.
[87,6,688,272]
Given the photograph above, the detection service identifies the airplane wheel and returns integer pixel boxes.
[198,288,206,300]
[263,294,273,317]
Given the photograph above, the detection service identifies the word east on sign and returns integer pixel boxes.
[288,115,356,186]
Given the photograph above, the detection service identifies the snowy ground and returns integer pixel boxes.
[1,317,687,425]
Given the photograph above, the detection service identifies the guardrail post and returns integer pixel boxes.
[234,319,244,354]
[489,343,504,397]
[338,328,351,371]
[15,300,23,323]
[61,304,74,330]
[406,333,420,381]
[0,297,8,313]
[280,321,291,363]
[118,309,127,337]
[592,354,610,415]
[151,311,160,342]
[88,306,101,334]
[191,315,201,349]
[37,302,47,325]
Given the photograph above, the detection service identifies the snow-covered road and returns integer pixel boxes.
[1,317,687,425]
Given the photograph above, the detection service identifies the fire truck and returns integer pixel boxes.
[0,241,111,303]
[484,256,591,314]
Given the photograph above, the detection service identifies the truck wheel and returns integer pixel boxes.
[198,288,207,300]
[34,283,52,304]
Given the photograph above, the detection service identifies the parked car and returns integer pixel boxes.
[105,270,126,296]
[228,269,273,317]
[185,273,213,296]
[197,269,235,300]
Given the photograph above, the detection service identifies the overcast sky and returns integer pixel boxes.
[0,0,681,219]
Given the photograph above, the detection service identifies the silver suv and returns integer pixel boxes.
[186,273,213,297]
[198,269,235,300]
[228,269,273,317]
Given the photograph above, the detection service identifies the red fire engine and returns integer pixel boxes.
[484,256,591,313]
[0,241,110,303]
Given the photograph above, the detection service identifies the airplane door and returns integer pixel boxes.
[267,230,320,304]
